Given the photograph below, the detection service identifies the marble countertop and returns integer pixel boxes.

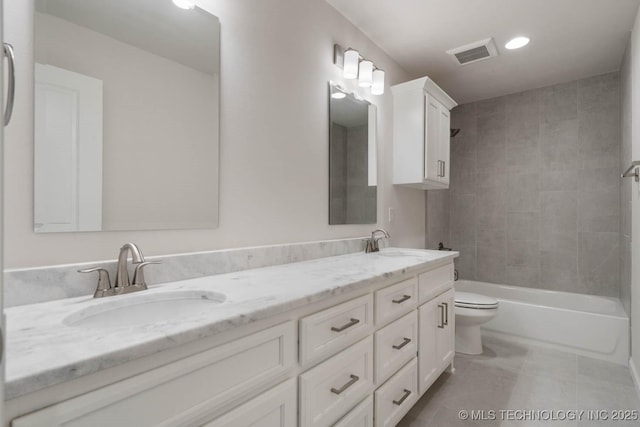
[5,248,457,400]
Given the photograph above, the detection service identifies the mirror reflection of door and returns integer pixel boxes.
[329,83,377,225]
[34,64,103,232]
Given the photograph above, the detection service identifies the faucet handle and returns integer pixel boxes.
[132,261,162,288]
[78,267,112,298]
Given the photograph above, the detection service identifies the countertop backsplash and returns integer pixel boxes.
[4,237,372,307]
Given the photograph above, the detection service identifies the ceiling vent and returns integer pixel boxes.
[446,38,498,65]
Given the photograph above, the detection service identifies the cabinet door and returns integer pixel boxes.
[436,289,455,367]
[424,94,441,182]
[201,379,296,427]
[333,396,373,427]
[417,298,438,394]
[438,105,451,185]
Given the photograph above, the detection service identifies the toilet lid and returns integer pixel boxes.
[455,291,498,309]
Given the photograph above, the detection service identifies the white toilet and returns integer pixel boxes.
[454,291,499,355]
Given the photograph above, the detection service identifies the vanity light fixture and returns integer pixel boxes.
[172,0,196,10]
[343,49,360,79]
[505,36,530,50]
[371,68,385,95]
[358,60,373,88]
[333,44,385,95]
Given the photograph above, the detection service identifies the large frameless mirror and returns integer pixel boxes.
[329,82,377,225]
[33,0,220,232]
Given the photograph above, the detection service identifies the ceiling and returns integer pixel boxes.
[326,0,640,104]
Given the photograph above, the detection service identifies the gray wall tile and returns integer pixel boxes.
[539,191,577,253]
[441,72,620,298]
[507,212,539,241]
[578,232,620,296]
[540,119,579,171]
[506,173,539,212]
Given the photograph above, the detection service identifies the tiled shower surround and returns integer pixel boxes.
[426,72,621,297]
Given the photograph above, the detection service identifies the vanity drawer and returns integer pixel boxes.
[418,263,454,304]
[12,322,295,427]
[333,396,373,427]
[201,378,297,427]
[299,294,374,366]
[299,336,374,427]
[374,310,418,384]
[374,277,418,326]
[374,358,418,427]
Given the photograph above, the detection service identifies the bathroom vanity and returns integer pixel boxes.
[4,248,456,427]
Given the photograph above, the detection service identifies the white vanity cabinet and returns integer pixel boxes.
[202,378,297,427]
[11,322,296,427]
[391,76,457,190]
[417,266,456,394]
[9,258,458,427]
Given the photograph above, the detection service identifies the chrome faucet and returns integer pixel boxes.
[366,229,390,253]
[115,243,145,288]
[79,243,161,298]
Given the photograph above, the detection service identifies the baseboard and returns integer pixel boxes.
[630,357,640,399]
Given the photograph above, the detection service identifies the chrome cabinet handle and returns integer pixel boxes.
[436,160,442,177]
[331,374,359,395]
[331,318,360,332]
[3,43,15,126]
[393,389,412,405]
[392,294,411,304]
[437,304,444,328]
[443,302,449,326]
[0,328,3,364]
[442,161,446,178]
[392,337,412,350]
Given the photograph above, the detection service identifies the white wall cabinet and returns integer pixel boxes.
[391,76,457,190]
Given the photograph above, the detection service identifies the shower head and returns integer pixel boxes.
[450,128,461,138]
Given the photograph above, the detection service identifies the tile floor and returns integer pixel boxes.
[398,335,640,426]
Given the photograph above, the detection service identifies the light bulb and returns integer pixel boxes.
[172,0,196,10]
[343,49,359,79]
[358,60,373,88]
[505,36,530,50]
[371,69,385,95]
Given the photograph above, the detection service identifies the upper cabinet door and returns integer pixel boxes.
[424,95,441,183]
[391,76,456,190]
[438,105,451,185]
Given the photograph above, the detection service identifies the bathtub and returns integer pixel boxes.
[455,280,630,365]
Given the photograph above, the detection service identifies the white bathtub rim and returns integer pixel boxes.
[455,280,627,318]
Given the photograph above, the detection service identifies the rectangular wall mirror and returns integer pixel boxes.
[329,82,377,225]
[33,0,220,232]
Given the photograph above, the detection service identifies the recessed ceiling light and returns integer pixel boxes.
[331,92,346,99]
[172,0,196,10]
[505,36,530,50]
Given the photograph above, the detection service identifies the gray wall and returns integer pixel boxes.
[427,72,621,297]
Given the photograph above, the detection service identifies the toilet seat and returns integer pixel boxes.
[454,292,498,310]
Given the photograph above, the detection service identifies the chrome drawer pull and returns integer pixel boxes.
[392,337,412,350]
[3,43,15,126]
[443,302,449,326]
[331,374,359,395]
[393,389,412,405]
[392,294,411,304]
[331,318,360,332]
[437,304,444,328]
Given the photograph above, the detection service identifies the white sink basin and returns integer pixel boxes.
[64,290,226,329]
